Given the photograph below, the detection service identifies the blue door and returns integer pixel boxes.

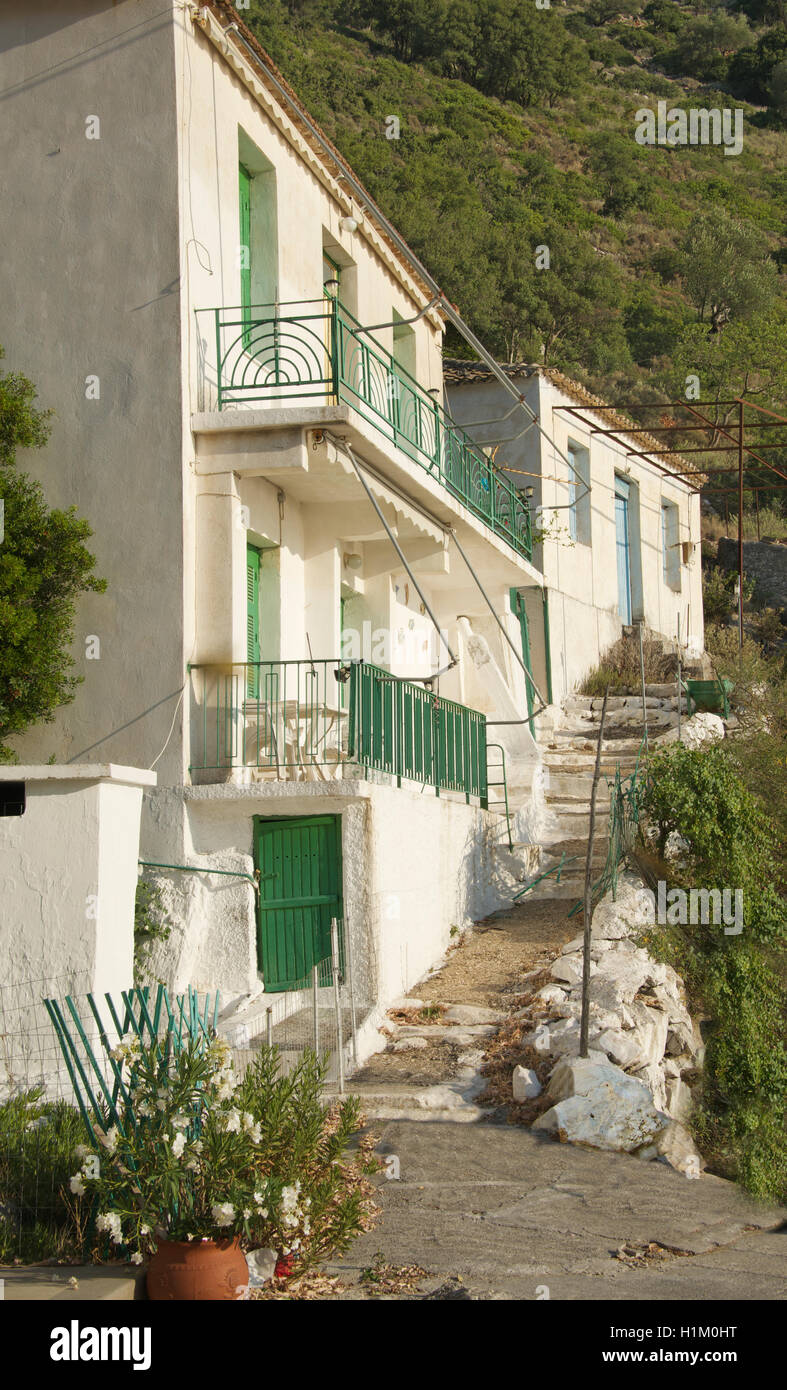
[615,478,632,624]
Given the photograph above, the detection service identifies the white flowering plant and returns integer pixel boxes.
[73,1034,378,1272]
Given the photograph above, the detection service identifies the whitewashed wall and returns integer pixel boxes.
[0,765,155,992]
[144,778,530,1010]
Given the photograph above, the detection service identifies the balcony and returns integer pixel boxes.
[199,300,532,562]
[189,658,488,803]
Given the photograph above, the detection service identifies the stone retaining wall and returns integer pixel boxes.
[717,538,787,611]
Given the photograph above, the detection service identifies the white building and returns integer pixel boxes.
[445,363,704,705]
[0,2,702,1036]
[0,1,548,1025]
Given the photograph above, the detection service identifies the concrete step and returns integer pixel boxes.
[542,838,608,863]
[339,1081,485,1122]
[520,876,586,901]
[545,800,612,820]
[544,773,613,798]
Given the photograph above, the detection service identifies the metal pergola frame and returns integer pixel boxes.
[552,396,787,647]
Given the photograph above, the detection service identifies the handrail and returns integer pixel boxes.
[350,660,487,801]
[485,742,513,850]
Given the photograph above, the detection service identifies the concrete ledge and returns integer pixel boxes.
[0,764,157,788]
[0,1265,147,1301]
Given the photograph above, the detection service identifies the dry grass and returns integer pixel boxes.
[579,630,678,696]
[476,975,560,1126]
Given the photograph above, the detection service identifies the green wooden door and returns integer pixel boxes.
[254,815,343,989]
[239,163,252,340]
[246,543,261,698]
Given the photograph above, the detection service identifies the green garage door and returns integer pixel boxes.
[254,815,343,990]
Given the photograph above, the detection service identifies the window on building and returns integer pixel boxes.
[238,131,279,313]
[0,781,25,816]
[322,250,342,300]
[662,500,681,591]
[567,441,591,545]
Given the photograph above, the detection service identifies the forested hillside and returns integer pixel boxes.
[235,0,787,482]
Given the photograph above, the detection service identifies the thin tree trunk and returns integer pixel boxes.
[580,686,609,1059]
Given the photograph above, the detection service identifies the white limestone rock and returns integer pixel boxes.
[588,902,631,940]
[543,1051,611,1104]
[631,1061,668,1113]
[630,1008,670,1069]
[561,936,585,955]
[554,998,621,1032]
[512,1065,542,1101]
[457,1048,485,1070]
[666,1017,702,1058]
[596,1028,647,1069]
[550,955,588,986]
[681,712,725,749]
[588,953,651,1009]
[665,1077,693,1124]
[535,984,567,1005]
[534,1057,669,1152]
[653,1120,703,1176]
[649,984,692,1027]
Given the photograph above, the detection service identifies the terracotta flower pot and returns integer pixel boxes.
[147,1237,249,1301]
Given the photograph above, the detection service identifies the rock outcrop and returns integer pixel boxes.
[518,871,704,1175]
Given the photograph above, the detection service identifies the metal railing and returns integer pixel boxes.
[189,658,488,801]
[200,298,532,561]
[227,919,358,1093]
[350,661,487,801]
[190,658,352,778]
[568,740,651,918]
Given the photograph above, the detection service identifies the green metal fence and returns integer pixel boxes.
[190,657,488,801]
[43,985,220,1144]
[202,299,532,561]
[568,741,651,918]
[349,661,487,801]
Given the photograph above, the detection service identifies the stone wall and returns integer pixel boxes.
[717,538,787,612]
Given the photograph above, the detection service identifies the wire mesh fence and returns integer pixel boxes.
[0,972,92,1264]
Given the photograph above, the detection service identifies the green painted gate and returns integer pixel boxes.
[254,815,343,990]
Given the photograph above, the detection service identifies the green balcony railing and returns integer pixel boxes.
[190,659,351,778]
[202,299,532,561]
[349,661,487,801]
[189,658,488,802]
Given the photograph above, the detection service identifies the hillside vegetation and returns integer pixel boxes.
[240,0,786,475]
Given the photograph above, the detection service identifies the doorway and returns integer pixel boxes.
[254,814,344,989]
[615,476,632,624]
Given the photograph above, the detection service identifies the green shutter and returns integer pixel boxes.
[247,543,260,698]
[239,163,252,334]
[510,588,535,734]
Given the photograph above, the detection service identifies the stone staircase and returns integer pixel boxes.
[524,686,687,900]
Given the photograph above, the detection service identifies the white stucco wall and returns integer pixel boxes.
[0,765,155,993]
[141,778,527,1012]
[447,371,705,703]
[0,1,187,783]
